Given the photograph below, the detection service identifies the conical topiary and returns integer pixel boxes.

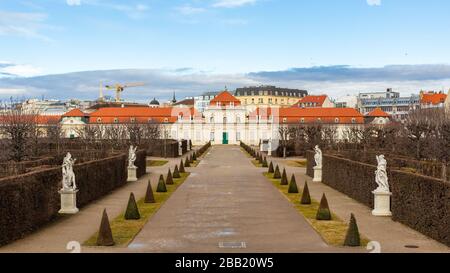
[262,157,268,168]
[192,152,197,161]
[96,209,114,246]
[144,180,155,203]
[166,169,174,185]
[184,157,191,167]
[156,174,167,192]
[268,161,274,173]
[300,181,311,204]
[280,168,288,185]
[179,159,186,173]
[344,213,361,247]
[124,192,140,220]
[288,174,299,193]
[258,154,263,164]
[316,193,332,220]
[273,165,281,179]
[173,165,180,178]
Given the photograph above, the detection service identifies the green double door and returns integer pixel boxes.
[222,132,228,144]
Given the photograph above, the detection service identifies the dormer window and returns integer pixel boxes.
[130,117,136,123]
[114,118,119,123]
[317,118,322,122]
[164,118,168,123]
[300,118,305,123]
[351,118,356,124]
[334,118,339,123]
[97,117,102,123]
[283,118,287,123]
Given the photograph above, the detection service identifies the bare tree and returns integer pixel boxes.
[0,104,38,161]
[278,125,289,158]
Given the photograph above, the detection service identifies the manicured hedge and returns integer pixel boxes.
[306,152,450,246]
[391,170,450,246]
[135,149,147,178]
[322,154,378,208]
[306,150,315,178]
[0,153,129,247]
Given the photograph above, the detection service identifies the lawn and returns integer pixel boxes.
[263,172,369,247]
[285,160,307,168]
[146,160,168,167]
[83,172,190,247]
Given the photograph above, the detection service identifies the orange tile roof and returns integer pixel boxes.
[37,115,62,124]
[420,93,447,105]
[62,109,88,117]
[293,95,328,107]
[210,91,241,106]
[89,107,199,124]
[250,107,364,124]
[366,108,390,117]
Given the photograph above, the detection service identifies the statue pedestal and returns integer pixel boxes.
[372,190,392,217]
[58,189,79,214]
[127,166,138,182]
[313,166,322,182]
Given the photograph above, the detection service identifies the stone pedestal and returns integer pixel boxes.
[313,166,322,182]
[59,189,79,214]
[127,166,138,182]
[372,190,392,217]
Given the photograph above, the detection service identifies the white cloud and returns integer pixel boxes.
[176,5,207,15]
[66,0,81,6]
[0,11,51,41]
[367,0,381,6]
[0,62,42,78]
[213,0,257,8]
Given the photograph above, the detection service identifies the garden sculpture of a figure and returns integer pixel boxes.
[375,155,390,192]
[62,152,77,190]
[128,145,138,168]
[314,145,322,168]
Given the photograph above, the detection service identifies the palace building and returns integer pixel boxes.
[60,90,366,147]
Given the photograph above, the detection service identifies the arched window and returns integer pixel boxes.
[223,117,227,124]
[210,116,214,123]
[97,117,102,123]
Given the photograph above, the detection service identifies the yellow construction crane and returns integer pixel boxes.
[103,82,145,102]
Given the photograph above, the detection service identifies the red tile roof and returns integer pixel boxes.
[293,95,328,107]
[250,107,364,124]
[366,108,390,117]
[209,91,241,106]
[37,115,62,124]
[420,93,447,105]
[88,107,199,124]
[62,109,88,117]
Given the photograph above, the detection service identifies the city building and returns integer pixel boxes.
[364,108,391,125]
[357,88,420,121]
[419,91,447,109]
[194,91,221,113]
[173,98,195,108]
[291,95,335,108]
[446,90,450,111]
[333,95,358,108]
[234,86,308,113]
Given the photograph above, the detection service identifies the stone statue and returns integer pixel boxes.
[375,155,390,192]
[314,145,322,168]
[128,145,138,168]
[62,152,77,191]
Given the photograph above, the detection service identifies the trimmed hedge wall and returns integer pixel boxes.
[322,154,378,208]
[135,149,147,178]
[0,153,129,247]
[306,150,315,178]
[305,152,450,246]
[391,170,450,246]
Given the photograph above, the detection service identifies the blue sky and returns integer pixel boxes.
[1,0,450,101]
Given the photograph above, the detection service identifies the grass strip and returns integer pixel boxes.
[83,172,190,247]
[263,172,370,247]
[146,160,169,167]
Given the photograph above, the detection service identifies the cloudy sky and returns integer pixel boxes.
[1,0,450,101]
